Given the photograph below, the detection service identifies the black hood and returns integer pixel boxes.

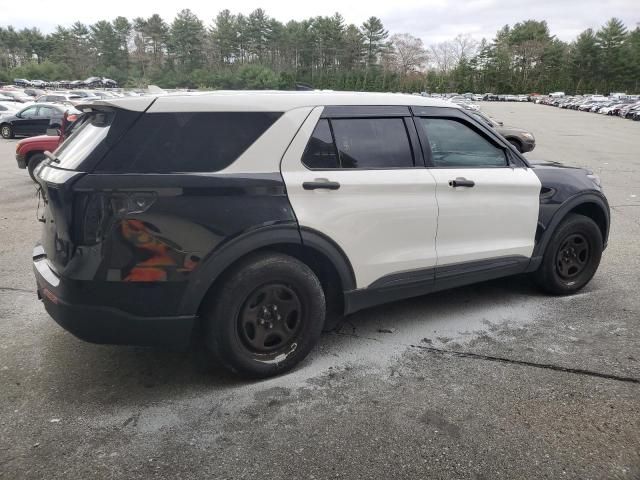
[528,158,584,170]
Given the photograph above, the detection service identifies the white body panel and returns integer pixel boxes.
[281,107,439,288]
[222,107,314,174]
[429,168,541,266]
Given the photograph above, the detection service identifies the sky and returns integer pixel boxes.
[4,0,639,45]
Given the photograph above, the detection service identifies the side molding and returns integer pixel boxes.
[345,256,530,315]
[299,227,357,291]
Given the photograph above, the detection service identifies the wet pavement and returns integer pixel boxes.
[0,102,639,479]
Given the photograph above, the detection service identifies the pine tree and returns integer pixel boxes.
[360,16,388,67]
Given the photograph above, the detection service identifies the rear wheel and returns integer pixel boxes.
[0,124,13,139]
[203,252,326,378]
[533,213,603,295]
[27,153,46,182]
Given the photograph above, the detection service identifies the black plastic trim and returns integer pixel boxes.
[369,267,435,289]
[179,223,303,314]
[345,256,530,315]
[41,293,195,348]
[321,106,411,118]
[299,227,357,291]
[528,191,610,265]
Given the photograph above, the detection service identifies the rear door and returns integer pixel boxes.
[281,106,439,289]
[33,105,59,134]
[413,107,540,272]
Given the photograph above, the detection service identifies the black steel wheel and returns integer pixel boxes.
[238,283,303,354]
[555,233,589,280]
[203,252,326,378]
[534,213,603,294]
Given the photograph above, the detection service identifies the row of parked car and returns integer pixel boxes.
[537,95,640,120]
[423,92,532,102]
[10,77,118,89]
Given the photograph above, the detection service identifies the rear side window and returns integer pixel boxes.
[302,119,339,169]
[38,106,57,117]
[417,118,507,168]
[302,117,414,169]
[96,112,281,173]
[332,118,414,169]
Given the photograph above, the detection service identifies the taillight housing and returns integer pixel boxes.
[73,192,156,246]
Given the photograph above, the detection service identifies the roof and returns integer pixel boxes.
[81,91,458,113]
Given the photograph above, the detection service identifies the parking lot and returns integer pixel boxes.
[0,101,639,479]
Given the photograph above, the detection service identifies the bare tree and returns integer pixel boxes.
[429,41,456,73]
[452,34,479,62]
[388,33,428,75]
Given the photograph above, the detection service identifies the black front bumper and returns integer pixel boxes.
[33,245,196,348]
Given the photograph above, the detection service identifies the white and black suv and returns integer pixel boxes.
[32,92,609,377]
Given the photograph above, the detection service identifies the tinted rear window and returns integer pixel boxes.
[96,112,282,173]
[331,118,414,169]
[302,119,339,169]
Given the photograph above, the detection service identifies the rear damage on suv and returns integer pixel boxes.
[32,98,291,348]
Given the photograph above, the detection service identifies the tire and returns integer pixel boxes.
[27,153,46,182]
[508,138,523,153]
[0,124,13,139]
[533,213,603,295]
[202,252,326,378]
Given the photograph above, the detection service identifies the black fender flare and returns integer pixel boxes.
[528,192,610,271]
[178,223,356,315]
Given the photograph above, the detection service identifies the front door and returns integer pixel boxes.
[281,106,439,289]
[13,105,40,136]
[413,112,541,270]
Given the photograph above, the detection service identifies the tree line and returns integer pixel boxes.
[1,10,638,94]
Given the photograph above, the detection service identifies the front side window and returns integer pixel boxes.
[418,118,506,168]
[20,106,38,118]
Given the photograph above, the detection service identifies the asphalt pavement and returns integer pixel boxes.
[0,102,638,479]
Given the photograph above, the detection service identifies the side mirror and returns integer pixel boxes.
[46,128,60,136]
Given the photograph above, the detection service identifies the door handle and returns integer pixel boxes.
[448,177,475,188]
[303,180,341,190]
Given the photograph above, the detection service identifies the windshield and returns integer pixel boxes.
[53,111,114,170]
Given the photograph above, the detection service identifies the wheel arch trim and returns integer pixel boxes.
[178,224,356,315]
[529,192,610,270]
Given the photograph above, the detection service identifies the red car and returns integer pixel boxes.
[15,112,79,181]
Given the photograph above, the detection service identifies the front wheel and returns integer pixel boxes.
[533,213,603,295]
[0,124,13,139]
[203,252,326,378]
